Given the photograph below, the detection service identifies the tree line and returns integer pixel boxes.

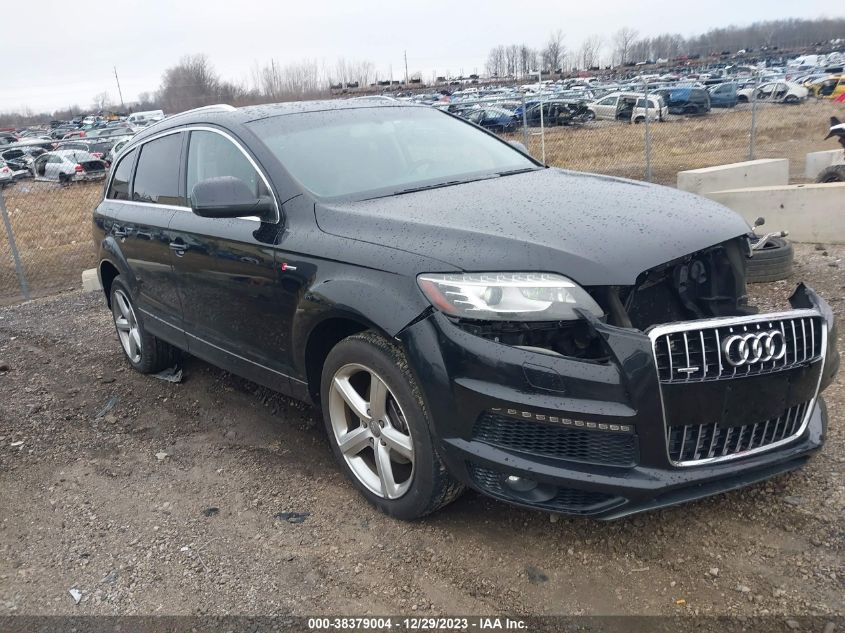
[487,17,845,76]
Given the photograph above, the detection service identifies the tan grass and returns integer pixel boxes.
[514,100,843,184]
[0,181,101,303]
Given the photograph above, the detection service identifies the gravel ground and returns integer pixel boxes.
[0,243,842,618]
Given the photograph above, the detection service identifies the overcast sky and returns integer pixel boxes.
[3,0,839,113]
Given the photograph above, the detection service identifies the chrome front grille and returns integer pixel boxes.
[653,314,823,383]
[667,401,810,464]
[649,310,827,467]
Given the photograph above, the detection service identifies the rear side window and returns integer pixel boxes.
[132,133,183,205]
[107,147,137,200]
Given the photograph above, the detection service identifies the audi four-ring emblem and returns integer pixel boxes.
[722,330,787,367]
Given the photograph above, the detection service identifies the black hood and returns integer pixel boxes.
[315,168,750,286]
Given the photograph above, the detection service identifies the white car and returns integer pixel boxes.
[107,137,132,164]
[31,150,108,184]
[126,110,165,127]
[0,160,13,188]
[586,92,667,123]
[737,81,808,104]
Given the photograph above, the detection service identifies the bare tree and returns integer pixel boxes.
[504,45,520,77]
[485,45,506,77]
[613,27,639,66]
[158,54,222,112]
[542,29,565,73]
[578,35,604,69]
[518,45,537,77]
[92,91,111,112]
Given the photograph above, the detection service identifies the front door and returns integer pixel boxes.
[168,128,295,392]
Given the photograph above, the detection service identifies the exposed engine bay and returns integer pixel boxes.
[597,235,756,330]
[453,236,757,361]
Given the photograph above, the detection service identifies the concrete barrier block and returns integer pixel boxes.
[82,268,102,293]
[805,149,844,179]
[677,159,789,195]
[704,182,845,244]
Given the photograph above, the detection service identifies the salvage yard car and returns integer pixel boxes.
[586,92,667,123]
[0,160,13,187]
[93,101,839,520]
[737,80,809,103]
[32,149,107,183]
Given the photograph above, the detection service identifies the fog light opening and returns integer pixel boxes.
[504,475,538,493]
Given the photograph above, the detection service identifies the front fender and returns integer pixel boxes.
[291,271,430,376]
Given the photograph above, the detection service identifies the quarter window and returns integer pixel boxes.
[186,130,265,199]
[107,147,137,200]
[132,133,183,206]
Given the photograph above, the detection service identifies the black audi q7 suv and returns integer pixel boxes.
[93,101,839,520]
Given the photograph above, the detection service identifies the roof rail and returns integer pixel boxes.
[144,104,236,131]
[178,104,237,115]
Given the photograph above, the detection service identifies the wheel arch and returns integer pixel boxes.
[302,314,387,405]
[99,260,120,306]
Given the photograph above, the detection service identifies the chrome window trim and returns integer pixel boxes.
[105,125,280,224]
[646,309,827,468]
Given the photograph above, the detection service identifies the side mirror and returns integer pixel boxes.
[190,176,274,219]
[509,140,529,154]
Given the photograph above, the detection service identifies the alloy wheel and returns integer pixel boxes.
[112,289,142,364]
[328,363,414,499]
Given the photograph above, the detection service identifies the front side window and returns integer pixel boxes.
[598,96,618,106]
[107,147,137,200]
[132,133,183,205]
[186,130,263,198]
[248,106,537,199]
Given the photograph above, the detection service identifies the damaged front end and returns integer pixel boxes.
[398,236,838,518]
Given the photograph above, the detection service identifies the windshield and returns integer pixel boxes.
[247,106,538,199]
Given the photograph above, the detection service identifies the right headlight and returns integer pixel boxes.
[417,272,603,322]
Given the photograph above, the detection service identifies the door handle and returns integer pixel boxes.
[169,240,187,256]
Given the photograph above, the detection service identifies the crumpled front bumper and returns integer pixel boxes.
[397,284,838,518]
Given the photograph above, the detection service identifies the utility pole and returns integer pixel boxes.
[113,66,125,109]
[404,50,409,86]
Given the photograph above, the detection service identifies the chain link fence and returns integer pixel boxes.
[0,97,842,305]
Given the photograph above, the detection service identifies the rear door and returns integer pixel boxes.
[116,132,186,333]
[168,128,294,389]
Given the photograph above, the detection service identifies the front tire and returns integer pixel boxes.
[109,276,179,373]
[320,331,463,519]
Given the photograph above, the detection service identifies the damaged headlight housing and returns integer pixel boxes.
[417,272,603,321]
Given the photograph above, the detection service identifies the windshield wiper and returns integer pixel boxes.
[392,179,474,196]
[496,166,542,177]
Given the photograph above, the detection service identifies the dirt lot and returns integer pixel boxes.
[0,243,842,619]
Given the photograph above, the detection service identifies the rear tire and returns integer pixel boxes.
[747,236,794,283]
[320,331,463,520]
[109,276,180,373]
[816,165,845,183]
